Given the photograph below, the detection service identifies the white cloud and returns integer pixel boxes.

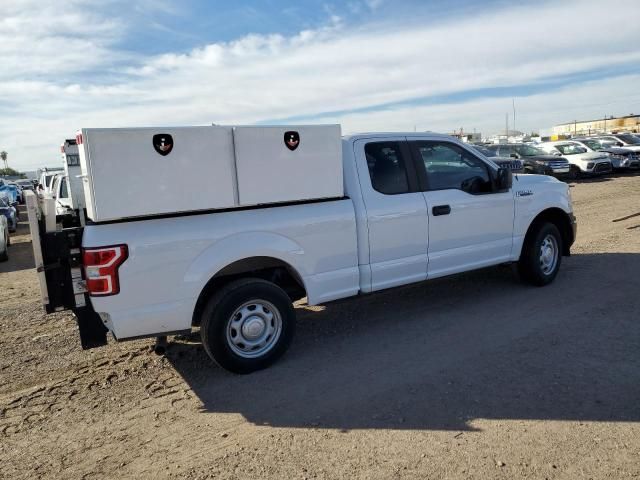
[1,0,639,170]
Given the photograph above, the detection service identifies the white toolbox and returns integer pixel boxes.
[77,125,343,222]
[233,125,343,206]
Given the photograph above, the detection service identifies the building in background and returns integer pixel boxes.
[553,114,640,136]
[485,129,525,144]
[450,129,482,143]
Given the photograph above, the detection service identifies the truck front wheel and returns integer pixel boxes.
[200,278,295,374]
[518,222,563,286]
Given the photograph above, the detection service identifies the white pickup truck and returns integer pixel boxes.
[27,125,576,373]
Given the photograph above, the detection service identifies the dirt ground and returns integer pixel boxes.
[1,174,639,480]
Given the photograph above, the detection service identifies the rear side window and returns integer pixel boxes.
[66,154,80,166]
[365,142,410,195]
[60,177,69,199]
[414,142,492,194]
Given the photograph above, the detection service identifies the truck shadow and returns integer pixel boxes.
[168,252,640,431]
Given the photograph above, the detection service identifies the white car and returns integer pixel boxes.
[594,134,640,153]
[571,138,640,170]
[49,173,75,216]
[538,141,612,176]
[0,214,8,262]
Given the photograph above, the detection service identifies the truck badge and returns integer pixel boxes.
[284,131,300,151]
[153,134,173,156]
[516,190,533,197]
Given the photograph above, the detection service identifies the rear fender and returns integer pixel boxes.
[182,231,307,301]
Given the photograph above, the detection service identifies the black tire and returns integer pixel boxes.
[518,222,563,286]
[0,237,8,262]
[200,278,295,374]
[568,166,581,181]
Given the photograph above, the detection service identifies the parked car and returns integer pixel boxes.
[49,173,75,216]
[538,141,612,176]
[0,183,19,211]
[485,144,571,177]
[15,179,35,193]
[572,138,640,171]
[6,182,24,204]
[592,134,640,153]
[28,125,576,373]
[0,213,9,262]
[0,195,18,232]
[469,145,525,173]
[37,168,64,194]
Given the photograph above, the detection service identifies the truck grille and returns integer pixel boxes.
[549,160,569,170]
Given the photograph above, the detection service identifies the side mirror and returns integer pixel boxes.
[496,166,512,192]
[509,153,518,158]
[552,150,562,156]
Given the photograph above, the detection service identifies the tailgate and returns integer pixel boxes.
[25,190,51,307]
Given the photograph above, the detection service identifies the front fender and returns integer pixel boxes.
[512,176,573,259]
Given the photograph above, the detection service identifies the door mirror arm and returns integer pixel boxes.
[495,167,512,192]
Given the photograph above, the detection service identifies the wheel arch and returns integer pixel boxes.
[191,256,307,326]
[521,207,574,258]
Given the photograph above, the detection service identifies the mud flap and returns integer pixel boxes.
[74,305,108,349]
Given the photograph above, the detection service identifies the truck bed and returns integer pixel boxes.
[84,198,360,339]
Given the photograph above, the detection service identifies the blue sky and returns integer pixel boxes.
[1,0,640,170]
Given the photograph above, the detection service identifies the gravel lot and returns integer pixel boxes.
[1,174,639,479]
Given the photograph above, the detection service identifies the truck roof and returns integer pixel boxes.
[342,132,452,141]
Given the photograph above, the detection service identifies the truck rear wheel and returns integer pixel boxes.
[200,278,295,374]
[518,222,562,286]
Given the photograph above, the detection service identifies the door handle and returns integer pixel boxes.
[432,205,451,216]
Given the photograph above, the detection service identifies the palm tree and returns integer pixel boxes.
[0,151,7,170]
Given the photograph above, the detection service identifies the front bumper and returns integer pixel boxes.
[540,165,571,176]
[611,156,640,169]
[580,161,612,175]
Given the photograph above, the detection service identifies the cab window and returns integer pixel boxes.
[365,142,410,195]
[413,142,493,194]
[59,177,69,199]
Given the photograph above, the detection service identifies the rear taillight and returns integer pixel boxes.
[76,133,83,144]
[82,245,128,296]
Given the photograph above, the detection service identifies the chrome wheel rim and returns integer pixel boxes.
[225,300,282,358]
[539,234,558,275]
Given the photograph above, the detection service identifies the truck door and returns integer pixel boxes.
[409,140,514,278]
[353,138,429,292]
[55,176,74,215]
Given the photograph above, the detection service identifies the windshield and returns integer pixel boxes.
[554,143,587,155]
[16,180,32,186]
[580,139,601,150]
[615,134,640,145]
[45,175,54,187]
[515,144,546,156]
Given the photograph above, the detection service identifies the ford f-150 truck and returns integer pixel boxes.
[26,125,576,373]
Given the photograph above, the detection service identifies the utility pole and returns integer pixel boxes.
[512,99,516,134]
[505,113,509,139]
